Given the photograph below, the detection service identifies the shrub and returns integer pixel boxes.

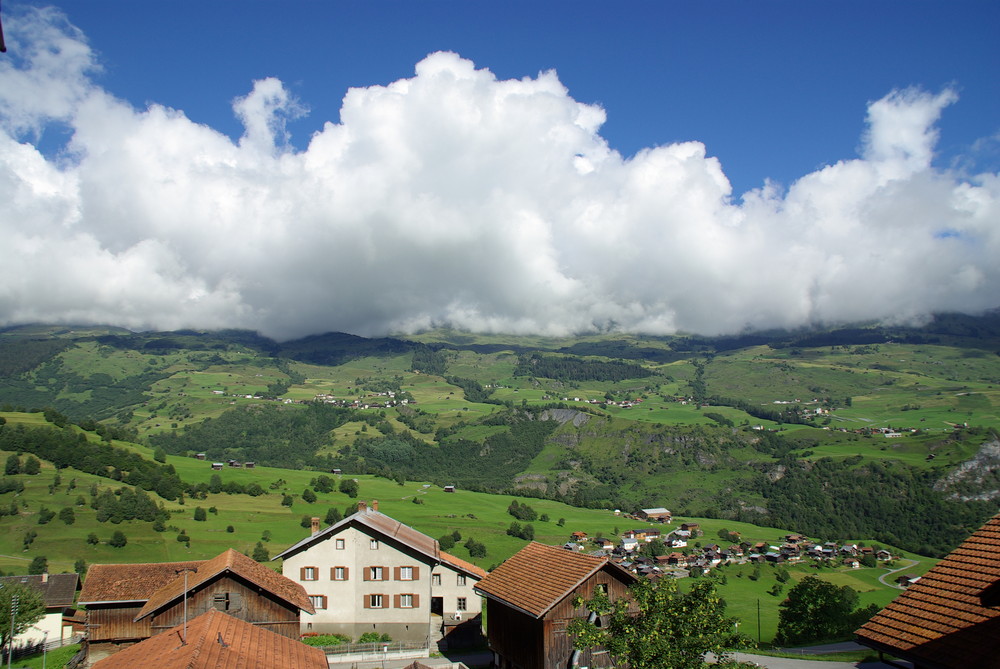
[300,634,350,647]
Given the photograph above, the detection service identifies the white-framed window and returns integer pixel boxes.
[300,566,318,581]
[332,566,349,581]
[400,566,413,580]
[369,566,384,580]
[400,594,414,608]
[370,538,379,550]
[335,538,345,550]
[457,597,467,611]
[432,573,441,586]
[368,594,385,609]
[457,574,467,586]
[309,595,327,610]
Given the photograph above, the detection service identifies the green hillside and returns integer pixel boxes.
[0,320,997,559]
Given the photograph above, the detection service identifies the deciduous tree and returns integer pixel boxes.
[569,577,748,669]
[0,582,45,652]
[774,575,879,646]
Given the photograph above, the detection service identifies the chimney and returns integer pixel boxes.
[41,573,48,583]
[311,517,320,536]
[357,501,367,513]
[372,499,379,512]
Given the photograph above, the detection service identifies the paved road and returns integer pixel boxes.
[877,558,919,588]
[713,652,910,669]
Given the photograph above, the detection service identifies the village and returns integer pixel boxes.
[560,508,902,582]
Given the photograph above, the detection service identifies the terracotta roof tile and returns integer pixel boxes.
[439,551,487,580]
[856,512,1000,668]
[80,561,204,604]
[89,608,327,669]
[0,574,79,607]
[135,549,314,620]
[475,542,635,618]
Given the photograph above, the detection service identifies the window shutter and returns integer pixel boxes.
[363,595,371,609]
[344,567,349,580]
[363,568,371,582]
[382,595,389,608]
[412,566,420,580]
[394,566,401,581]
[300,567,307,581]
[413,593,420,608]
[330,567,337,580]
[393,594,400,608]
[382,566,389,581]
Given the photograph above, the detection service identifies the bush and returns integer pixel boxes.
[109,530,128,548]
[358,632,391,643]
[300,633,351,647]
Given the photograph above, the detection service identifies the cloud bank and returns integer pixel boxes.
[1,9,997,341]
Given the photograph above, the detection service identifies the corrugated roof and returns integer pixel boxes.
[0,573,79,607]
[274,506,439,563]
[856,512,1000,668]
[135,549,314,620]
[80,561,205,604]
[89,608,328,669]
[475,542,633,619]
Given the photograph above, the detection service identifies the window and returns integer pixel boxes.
[595,583,608,595]
[457,574,467,586]
[332,566,349,581]
[399,594,414,608]
[367,594,386,609]
[457,597,467,611]
[397,566,416,581]
[309,595,328,610]
[335,538,345,550]
[432,573,441,586]
[212,592,242,611]
[300,566,318,581]
[369,566,384,581]
[370,539,379,550]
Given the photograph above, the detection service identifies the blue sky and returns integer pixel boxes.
[32,0,999,196]
[0,1,998,339]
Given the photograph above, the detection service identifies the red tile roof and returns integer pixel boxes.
[475,542,635,618]
[856,512,1000,667]
[89,609,327,669]
[135,549,314,620]
[79,561,205,604]
[439,550,487,580]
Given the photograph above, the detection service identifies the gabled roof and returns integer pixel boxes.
[80,561,205,605]
[0,573,79,608]
[135,549,314,620]
[439,551,487,580]
[856,512,1000,668]
[274,506,439,563]
[89,609,328,669]
[474,542,636,619]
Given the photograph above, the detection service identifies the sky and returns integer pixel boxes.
[0,1,998,341]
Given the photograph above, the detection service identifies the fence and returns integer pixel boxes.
[323,640,429,655]
[4,633,83,661]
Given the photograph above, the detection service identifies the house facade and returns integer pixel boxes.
[475,542,637,669]
[0,573,79,647]
[275,501,485,645]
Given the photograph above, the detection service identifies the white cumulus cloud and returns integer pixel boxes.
[0,8,997,341]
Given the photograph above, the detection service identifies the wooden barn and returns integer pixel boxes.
[475,542,636,669]
[89,609,328,669]
[79,549,313,665]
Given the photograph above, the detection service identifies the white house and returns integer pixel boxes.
[274,501,485,647]
[0,573,79,648]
